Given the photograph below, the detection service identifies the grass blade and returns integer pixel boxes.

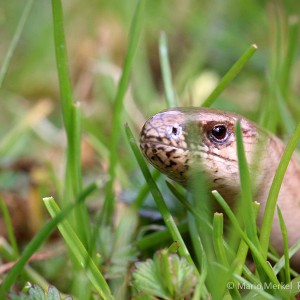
[212,190,279,285]
[102,0,145,224]
[43,197,113,300]
[0,203,74,296]
[260,122,300,257]
[277,206,290,282]
[273,239,300,276]
[51,0,92,249]
[0,183,97,296]
[234,202,260,277]
[51,0,74,127]
[235,121,260,246]
[159,31,177,107]
[0,0,34,88]
[166,181,212,230]
[51,0,82,197]
[280,16,299,97]
[125,124,195,267]
[212,213,228,267]
[187,214,209,299]
[0,196,19,259]
[202,44,257,107]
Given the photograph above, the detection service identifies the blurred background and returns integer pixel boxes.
[0,0,300,294]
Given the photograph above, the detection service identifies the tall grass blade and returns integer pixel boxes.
[125,124,195,267]
[102,0,145,224]
[260,122,300,257]
[0,183,97,296]
[212,190,279,285]
[0,202,74,296]
[43,197,113,300]
[235,121,260,247]
[0,196,19,259]
[51,0,91,249]
[202,44,257,107]
[277,206,290,282]
[212,213,228,267]
[0,0,34,88]
[159,32,177,107]
[280,16,298,98]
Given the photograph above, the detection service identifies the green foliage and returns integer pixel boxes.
[1,0,300,299]
[132,250,197,300]
[10,284,72,300]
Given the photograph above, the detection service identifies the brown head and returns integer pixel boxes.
[140,107,263,196]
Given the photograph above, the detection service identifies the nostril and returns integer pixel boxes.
[172,126,178,135]
[168,124,182,138]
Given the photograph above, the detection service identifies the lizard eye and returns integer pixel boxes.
[209,124,229,143]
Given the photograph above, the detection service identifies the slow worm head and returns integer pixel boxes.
[140,107,300,268]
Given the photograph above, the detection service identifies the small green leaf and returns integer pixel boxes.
[47,286,61,300]
[133,251,197,299]
[29,284,46,300]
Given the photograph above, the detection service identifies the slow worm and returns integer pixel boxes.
[139,107,300,268]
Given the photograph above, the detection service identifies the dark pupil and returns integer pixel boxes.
[211,125,227,140]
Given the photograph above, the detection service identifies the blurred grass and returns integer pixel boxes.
[0,0,300,299]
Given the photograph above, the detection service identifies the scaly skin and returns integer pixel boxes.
[140,107,300,268]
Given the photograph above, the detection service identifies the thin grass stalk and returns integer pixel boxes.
[125,137,208,299]
[202,44,257,107]
[271,5,283,85]
[235,121,260,247]
[0,0,34,88]
[188,214,209,299]
[234,202,260,277]
[187,213,205,271]
[0,202,75,296]
[280,16,299,97]
[0,196,19,258]
[166,181,213,230]
[132,170,161,209]
[260,122,300,257]
[273,239,300,276]
[43,197,113,300]
[167,181,259,285]
[274,85,296,133]
[212,214,242,299]
[212,190,280,285]
[51,0,91,249]
[51,0,73,128]
[0,183,97,296]
[125,124,196,268]
[235,121,268,281]
[189,170,215,264]
[213,213,228,267]
[277,206,291,283]
[101,0,145,224]
[159,31,177,107]
[51,0,82,197]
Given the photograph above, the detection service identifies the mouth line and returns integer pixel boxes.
[140,141,187,151]
[140,141,237,163]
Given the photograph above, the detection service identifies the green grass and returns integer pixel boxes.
[0,0,300,299]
